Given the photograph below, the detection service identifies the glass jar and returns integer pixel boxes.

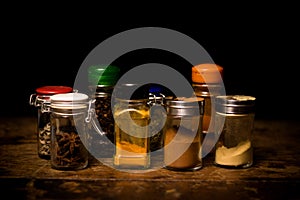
[93,85,115,143]
[113,98,150,169]
[49,93,89,170]
[87,65,120,144]
[163,97,204,171]
[191,63,224,156]
[29,86,73,159]
[214,95,256,168]
[148,84,174,152]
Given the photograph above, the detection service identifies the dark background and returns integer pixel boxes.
[1,4,299,120]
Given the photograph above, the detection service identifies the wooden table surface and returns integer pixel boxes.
[0,116,299,200]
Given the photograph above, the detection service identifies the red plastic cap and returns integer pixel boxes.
[36,86,73,95]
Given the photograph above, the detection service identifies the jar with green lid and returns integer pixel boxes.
[214,95,256,169]
[29,85,74,159]
[87,65,120,144]
[49,93,89,170]
[163,97,204,171]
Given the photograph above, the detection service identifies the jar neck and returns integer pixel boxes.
[192,83,222,97]
[115,98,149,106]
[89,85,114,95]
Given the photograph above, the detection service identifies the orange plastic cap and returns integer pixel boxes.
[192,63,224,83]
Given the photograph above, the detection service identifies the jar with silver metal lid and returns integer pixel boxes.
[49,93,89,170]
[214,95,256,168]
[29,86,74,159]
[163,97,204,171]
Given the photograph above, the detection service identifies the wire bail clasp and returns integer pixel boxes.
[85,99,105,136]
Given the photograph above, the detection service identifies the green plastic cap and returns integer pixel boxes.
[88,65,120,86]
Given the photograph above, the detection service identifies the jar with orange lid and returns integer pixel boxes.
[191,63,224,156]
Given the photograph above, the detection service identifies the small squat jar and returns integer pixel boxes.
[29,86,73,159]
[163,97,204,171]
[113,98,151,169]
[214,95,256,169]
[49,93,89,170]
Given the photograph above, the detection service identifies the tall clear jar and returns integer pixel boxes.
[87,65,120,144]
[214,95,256,168]
[163,97,204,171]
[49,93,89,170]
[29,86,73,159]
[148,84,174,152]
[113,98,150,169]
[191,63,223,156]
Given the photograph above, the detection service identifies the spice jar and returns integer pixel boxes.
[112,83,151,169]
[163,97,204,171]
[49,93,89,170]
[191,63,223,156]
[29,86,73,159]
[214,95,256,168]
[88,65,120,144]
[113,98,150,169]
[148,84,174,152]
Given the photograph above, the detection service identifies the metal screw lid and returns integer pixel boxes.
[166,97,204,116]
[215,95,256,114]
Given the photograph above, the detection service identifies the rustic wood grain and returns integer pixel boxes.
[0,117,299,199]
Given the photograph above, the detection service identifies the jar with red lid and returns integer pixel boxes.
[29,86,74,159]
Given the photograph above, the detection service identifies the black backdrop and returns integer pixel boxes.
[1,6,299,120]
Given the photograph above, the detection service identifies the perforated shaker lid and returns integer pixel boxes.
[215,95,256,114]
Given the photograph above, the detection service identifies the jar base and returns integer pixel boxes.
[213,162,253,169]
[51,163,89,171]
[164,164,202,172]
[38,154,50,160]
[113,155,150,169]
